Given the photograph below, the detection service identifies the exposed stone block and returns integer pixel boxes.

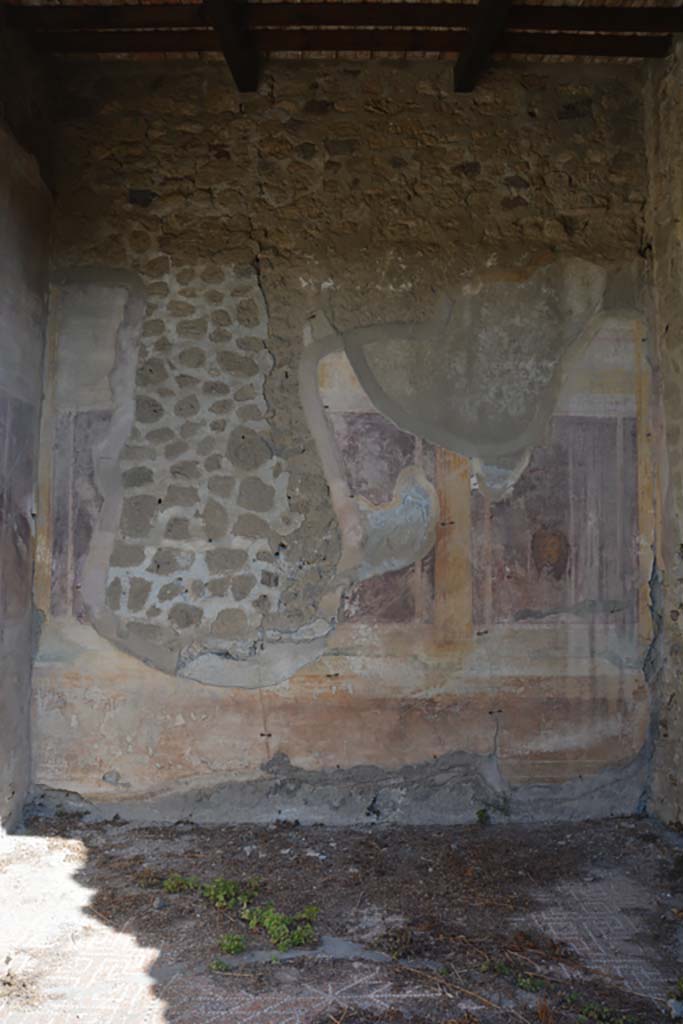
[226,427,271,471]
[231,574,256,600]
[148,547,195,575]
[158,581,184,601]
[174,395,200,418]
[202,498,229,540]
[164,517,191,541]
[169,603,204,629]
[110,542,146,568]
[128,577,152,612]
[237,476,274,512]
[216,351,259,377]
[178,347,206,369]
[122,466,154,488]
[121,495,158,536]
[135,396,164,423]
[211,607,249,638]
[165,484,200,507]
[208,475,234,498]
[206,547,247,573]
[235,513,272,540]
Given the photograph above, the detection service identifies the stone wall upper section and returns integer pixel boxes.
[53,58,645,310]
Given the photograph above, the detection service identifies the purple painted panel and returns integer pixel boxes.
[0,394,10,645]
[341,564,416,624]
[471,415,638,628]
[72,410,112,620]
[50,411,73,618]
[0,397,36,628]
[330,411,416,505]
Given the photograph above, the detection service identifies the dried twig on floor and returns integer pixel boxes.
[327,1008,348,1024]
[395,964,533,1024]
[536,995,556,1023]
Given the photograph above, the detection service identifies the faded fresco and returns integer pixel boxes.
[31,258,654,823]
[312,306,645,665]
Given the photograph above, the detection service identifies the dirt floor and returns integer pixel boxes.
[0,814,681,1023]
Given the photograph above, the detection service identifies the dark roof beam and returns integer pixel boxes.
[33,27,672,58]
[8,4,683,35]
[454,0,514,92]
[203,0,260,92]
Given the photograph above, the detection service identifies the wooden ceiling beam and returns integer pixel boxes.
[203,0,260,91]
[33,27,672,58]
[8,3,683,35]
[454,0,514,92]
[508,5,683,33]
[4,3,206,31]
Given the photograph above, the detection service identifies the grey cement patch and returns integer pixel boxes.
[28,743,648,827]
[180,636,328,688]
[341,260,607,460]
[220,935,394,967]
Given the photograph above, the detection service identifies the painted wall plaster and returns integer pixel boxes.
[31,58,658,823]
[644,41,683,824]
[0,122,50,829]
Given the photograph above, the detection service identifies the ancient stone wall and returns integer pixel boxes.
[32,57,657,823]
[0,122,50,829]
[645,42,683,824]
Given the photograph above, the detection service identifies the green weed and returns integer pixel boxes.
[163,873,200,894]
[202,877,259,910]
[561,995,637,1024]
[209,959,232,973]
[241,903,319,952]
[219,933,246,955]
[517,973,544,993]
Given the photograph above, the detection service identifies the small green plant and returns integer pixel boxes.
[476,808,490,826]
[671,977,683,999]
[163,872,199,894]
[562,997,636,1024]
[241,903,319,952]
[517,973,544,993]
[203,879,241,909]
[202,877,259,910]
[479,958,514,978]
[295,905,320,923]
[209,959,232,973]
[219,933,246,955]
[161,868,318,958]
